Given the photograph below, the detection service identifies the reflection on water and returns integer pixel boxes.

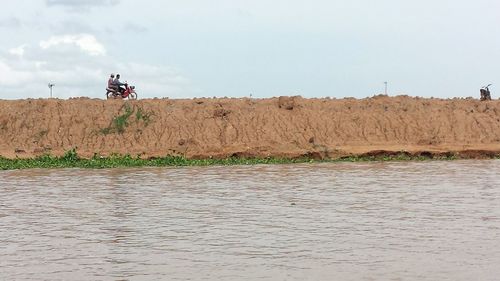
[1,160,500,281]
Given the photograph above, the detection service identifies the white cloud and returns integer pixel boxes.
[9,45,27,57]
[0,34,193,99]
[46,0,119,6]
[45,0,120,11]
[40,34,106,56]
[118,63,192,96]
[0,61,32,86]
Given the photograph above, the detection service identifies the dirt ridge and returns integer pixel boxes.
[1,96,499,159]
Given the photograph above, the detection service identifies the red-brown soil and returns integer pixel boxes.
[1,96,499,159]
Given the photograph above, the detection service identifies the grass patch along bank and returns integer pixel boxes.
[100,104,153,135]
[1,149,495,170]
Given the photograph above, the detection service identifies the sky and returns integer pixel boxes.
[1,0,500,99]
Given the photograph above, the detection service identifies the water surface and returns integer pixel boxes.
[1,161,500,280]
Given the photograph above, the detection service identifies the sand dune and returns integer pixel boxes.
[1,96,499,159]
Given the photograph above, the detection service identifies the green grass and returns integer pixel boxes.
[100,104,153,135]
[0,149,483,171]
[135,107,152,125]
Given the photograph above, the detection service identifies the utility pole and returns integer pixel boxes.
[384,81,388,95]
[48,83,55,98]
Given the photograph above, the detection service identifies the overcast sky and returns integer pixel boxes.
[1,0,499,99]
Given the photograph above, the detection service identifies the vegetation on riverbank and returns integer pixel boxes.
[1,149,498,170]
[100,104,153,135]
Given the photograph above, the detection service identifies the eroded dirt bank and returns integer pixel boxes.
[1,96,500,159]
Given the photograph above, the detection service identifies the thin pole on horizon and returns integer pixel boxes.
[48,83,55,98]
[384,82,388,95]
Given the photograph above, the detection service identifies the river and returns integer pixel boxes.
[1,160,500,280]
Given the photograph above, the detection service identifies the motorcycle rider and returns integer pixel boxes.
[113,74,127,94]
[480,84,492,101]
[107,73,116,90]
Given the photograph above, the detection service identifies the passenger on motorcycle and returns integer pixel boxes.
[107,73,116,90]
[113,74,127,94]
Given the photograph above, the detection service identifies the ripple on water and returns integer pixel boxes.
[1,160,500,281]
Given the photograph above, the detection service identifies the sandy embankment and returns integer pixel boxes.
[0,96,499,159]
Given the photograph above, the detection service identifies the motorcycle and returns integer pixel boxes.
[480,84,492,101]
[106,83,138,100]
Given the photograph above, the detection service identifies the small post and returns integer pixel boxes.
[48,83,55,98]
[384,81,388,95]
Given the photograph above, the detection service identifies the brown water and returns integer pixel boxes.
[1,161,500,281]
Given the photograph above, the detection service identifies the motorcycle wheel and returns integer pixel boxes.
[128,92,138,100]
[106,92,115,100]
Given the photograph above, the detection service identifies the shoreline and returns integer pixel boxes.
[1,149,499,170]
